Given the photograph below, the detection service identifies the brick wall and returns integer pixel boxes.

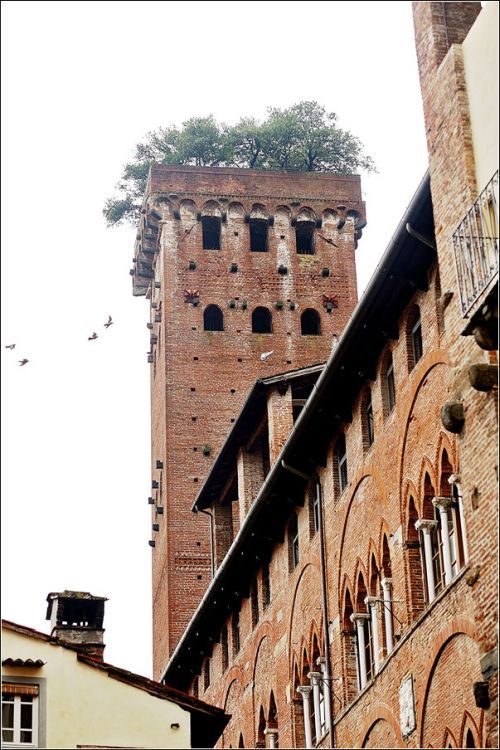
[144,167,364,677]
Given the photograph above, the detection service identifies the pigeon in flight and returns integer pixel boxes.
[88,332,98,340]
[104,315,113,328]
[18,359,29,366]
[260,350,274,362]
[5,344,16,350]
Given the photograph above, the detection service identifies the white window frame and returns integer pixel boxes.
[2,691,39,747]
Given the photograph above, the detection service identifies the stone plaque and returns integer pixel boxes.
[399,674,416,738]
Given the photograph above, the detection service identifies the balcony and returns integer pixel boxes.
[453,171,498,318]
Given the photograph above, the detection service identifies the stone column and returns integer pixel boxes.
[264,727,278,749]
[364,596,381,674]
[432,496,454,584]
[380,577,394,654]
[449,473,469,563]
[350,612,371,690]
[317,657,332,739]
[308,671,323,740]
[415,519,438,602]
[296,685,313,748]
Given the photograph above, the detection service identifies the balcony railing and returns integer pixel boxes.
[453,171,499,317]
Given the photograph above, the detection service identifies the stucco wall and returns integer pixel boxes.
[2,629,191,749]
[462,0,499,192]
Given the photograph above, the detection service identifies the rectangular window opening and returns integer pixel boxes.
[296,221,315,254]
[202,216,221,250]
[249,219,268,252]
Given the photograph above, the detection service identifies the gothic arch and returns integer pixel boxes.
[419,624,482,748]
[397,352,452,512]
[250,203,268,219]
[201,200,222,216]
[228,201,245,219]
[296,206,317,222]
[287,561,322,682]
[179,199,197,219]
[362,716,401,748]
[322,208,338,224]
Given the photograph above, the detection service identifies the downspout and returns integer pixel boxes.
[317,483,335,749]
[194,507,215,579]
[281,461,335,748]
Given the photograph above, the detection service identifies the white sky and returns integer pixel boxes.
[1,1,428,679]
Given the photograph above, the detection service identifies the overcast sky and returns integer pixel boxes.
[1,1,428,678]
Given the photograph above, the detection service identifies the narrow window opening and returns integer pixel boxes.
[249,219,268,252]
[262,563,271,609]
[251,579,259,628]
[311,482,321,535]
[386,356,396,414]
[204,304,224,331]
[203,659,210,691]
[202,216,221,250]
[301,309,321,335]
[252,307,272,334]
[336,434,348,495]
[221,626,229,672]
[289,513,299,571]
[296,221,315,254]
[232,609,240,656]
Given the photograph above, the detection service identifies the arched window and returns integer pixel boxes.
[361,389,374,450]
[221,625,229,672]
[238,734,245,748]
[249,218,268,252]
[380,535,394,656]
[257,706,266,749]
[439,451,467,577]
[465,729,476,748]
[407,305,423,371]
[333,434,348,497]
[406,496,426,619]
[296,220,315,254]
[342,589,357,704]
[353,573,374,689]
[252,307,272,334]
[204,304,224,331]
[288,513,299,571]
[415,475,443,604]
[202,216,221,250]
[301,309,321,335]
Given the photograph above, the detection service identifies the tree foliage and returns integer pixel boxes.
[104,101,375,226]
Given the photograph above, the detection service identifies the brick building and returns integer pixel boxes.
[138,2,498,748]
[131,166,366,678]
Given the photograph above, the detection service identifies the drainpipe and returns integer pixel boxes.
[317,482,335,749]
[281,461,335,748]
[194,507,215,578]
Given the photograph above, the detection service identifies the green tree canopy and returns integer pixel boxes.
[104,101,375,226]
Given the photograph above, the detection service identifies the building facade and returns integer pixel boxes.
[131,166,366,676]
[1,592,228,749]
[155,2,498,748]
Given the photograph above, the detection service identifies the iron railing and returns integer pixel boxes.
[453,171,498,317]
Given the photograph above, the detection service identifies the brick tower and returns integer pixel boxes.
[131,166,365,679]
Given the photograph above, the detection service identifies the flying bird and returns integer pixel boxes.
[104,315,113,328]
[88,332,98,340]
[260,350,274,362]
[18,359,29,366]
[5,344,16,350]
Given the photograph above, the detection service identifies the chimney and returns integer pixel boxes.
[46,590,108,660]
